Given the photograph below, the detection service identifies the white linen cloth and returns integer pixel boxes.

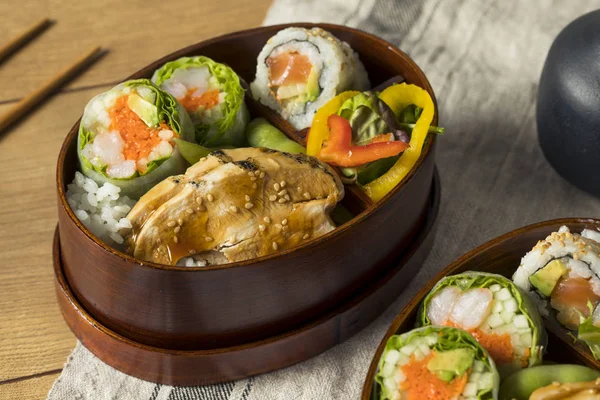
[48,0,600,398]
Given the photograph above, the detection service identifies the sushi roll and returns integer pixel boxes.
[512,226,600,358]
[375,326,500,400]
[152,56,249,147]
[78,79,194,199]
[417,272,546,374]
[251,27,370,130]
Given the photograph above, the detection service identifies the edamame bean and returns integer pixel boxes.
[499,364,600,400]
[246,118,306,154]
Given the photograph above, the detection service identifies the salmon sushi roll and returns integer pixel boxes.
[417,272,546,376]
[375,326,500,400]
[152,56,249,147]
[512,226,600,359]
[251,27,370,130]
[78,79,194,199]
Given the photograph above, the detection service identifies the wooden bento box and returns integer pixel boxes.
[54,23,439,385]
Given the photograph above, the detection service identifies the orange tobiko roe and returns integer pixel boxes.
[109,95,176,171]
[266,51,312,86]
[444,320,520,366]
[468,328,515,365]
[179,88,220,113]
[399,353,468,400]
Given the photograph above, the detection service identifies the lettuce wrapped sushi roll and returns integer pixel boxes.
[376,326,499,400]
[78,79,194,199]
[152,56,249,147]
[512,226,600,358]
[417,272,546,374]
[251,27,370,130]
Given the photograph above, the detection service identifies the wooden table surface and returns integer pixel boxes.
[0,0,272,397]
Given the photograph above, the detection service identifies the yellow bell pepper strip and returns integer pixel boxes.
[363,83,435,202]
[306,91,360,156]
[318,115,409,167]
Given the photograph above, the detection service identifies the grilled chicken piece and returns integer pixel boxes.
[126,148,344,265]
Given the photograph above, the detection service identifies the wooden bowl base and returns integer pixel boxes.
[53,170,440,386]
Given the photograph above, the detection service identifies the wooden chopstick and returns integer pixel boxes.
[0,18,54,64]
[0,46,105,134]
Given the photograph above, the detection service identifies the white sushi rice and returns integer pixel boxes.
[513,226,600,297]
[379,333,494,400]
[251,27,370,130]
[68,171,207,268]
[66,172,136,248]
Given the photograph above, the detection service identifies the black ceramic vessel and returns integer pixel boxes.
[537,9,600,198]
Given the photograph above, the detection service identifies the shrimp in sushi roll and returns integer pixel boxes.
[417,272,546,375]
[251,27,370,130]
[78,79,194,199]
[376,326,499,400]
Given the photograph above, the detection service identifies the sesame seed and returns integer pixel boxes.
[177,218,184,225]
[303,234,309,240]
[173,236,179,243]
[186,208,194,214]
[278,189,287,196]
[250,176,257,181]
[230,206,238,213]
[248,171,254,177]
[282,225,289,231]
[196,197,203,204]
[167,221,176,227]
[189,249,196,254]
[245,195,251,201]
[258,224,266,232]
[275,223,282,229]
[245,202,254,209]
[253,183,258,189]
[174,226,181,233]
[269,195,277,201]
[196,207,201,211]
[282,218,288,225]
[297,186,302,192]
[259,172,265,178]
[280,181,286,188]
[207,194,214,202]
[303,192,311,199]
[264,216,271,223]
[284,194,290,201]
[274,183,280,191]
[272,242,278,250]
[205,236,213,242]
[278,198,286,203]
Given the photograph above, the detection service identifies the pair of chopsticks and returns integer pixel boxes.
[0,18,105,134]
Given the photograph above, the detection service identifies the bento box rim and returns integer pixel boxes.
[55,22,438,272]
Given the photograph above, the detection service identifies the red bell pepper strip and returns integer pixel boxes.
[317,115,409,167]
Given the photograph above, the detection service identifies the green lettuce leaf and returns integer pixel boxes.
[152,56,248,147]
[416,271,547,371]
[577,301,600,359]
[337,92,389,145]
[375,326,499,400]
